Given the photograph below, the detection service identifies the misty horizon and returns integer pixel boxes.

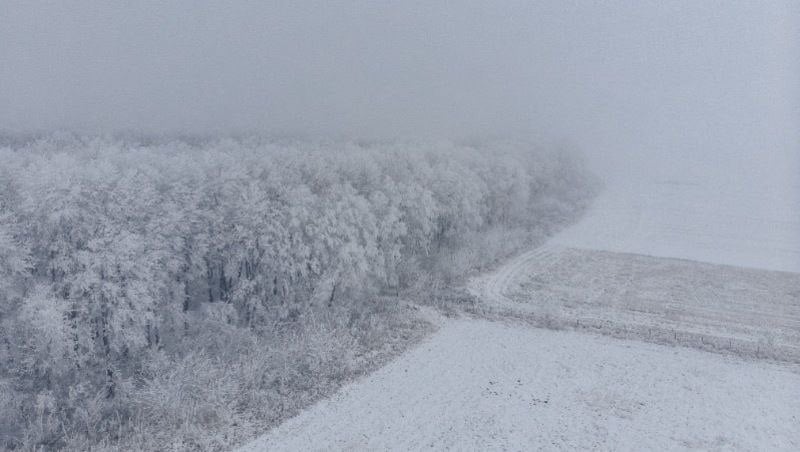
[2,2,798,179]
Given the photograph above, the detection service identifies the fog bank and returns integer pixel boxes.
[1,1,798,185]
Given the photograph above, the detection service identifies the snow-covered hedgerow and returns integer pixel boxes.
[0,135,595,450]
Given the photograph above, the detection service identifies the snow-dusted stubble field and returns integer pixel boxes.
[471,244,800,362]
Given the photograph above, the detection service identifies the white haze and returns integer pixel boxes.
[1,1,798,185]
[2,3,800,449]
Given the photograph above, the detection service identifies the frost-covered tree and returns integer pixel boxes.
[0,211,29,310]
[0,135,594,449]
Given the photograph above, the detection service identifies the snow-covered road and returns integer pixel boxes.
[239,319,800,451]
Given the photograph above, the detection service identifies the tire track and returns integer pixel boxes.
[470,242,562,309]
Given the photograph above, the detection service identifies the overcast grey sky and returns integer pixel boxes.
[1,1,797,180]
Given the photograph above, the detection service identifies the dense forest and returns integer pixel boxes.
[0,135,595,450]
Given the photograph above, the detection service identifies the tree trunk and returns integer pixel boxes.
[100,302,115,399]
[205,257,214,303]
[328,281,338,308]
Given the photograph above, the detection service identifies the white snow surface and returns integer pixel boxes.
[239,319,800,451]
[469,243,800,361]
[554,172,800,273]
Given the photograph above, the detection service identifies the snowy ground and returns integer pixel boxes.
[239,174,800,450]
[465,169,800,360]
[239,319,800,451]
[554,175,800,273]
[470,244,800,362]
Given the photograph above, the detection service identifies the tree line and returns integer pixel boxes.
[0,135,594,448]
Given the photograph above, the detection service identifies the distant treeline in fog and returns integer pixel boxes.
[0,135,594,449]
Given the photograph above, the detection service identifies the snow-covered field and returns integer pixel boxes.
[239,319,800,451]
[470,244,800,362]
[555,173,800,273]
[513,247,799,342]
[466,170,800,363]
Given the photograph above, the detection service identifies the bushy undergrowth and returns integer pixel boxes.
[0,134,596,450]
[81,300,429,451]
